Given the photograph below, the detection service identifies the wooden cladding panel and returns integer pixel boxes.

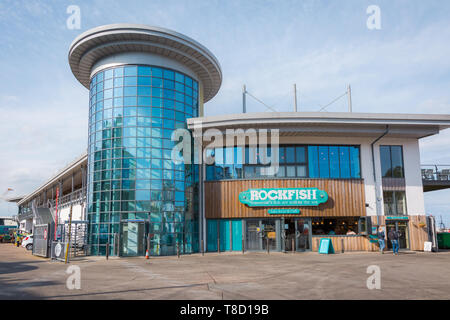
[408,216,429,251]
[204,179,366,219]
[311,236,369,252]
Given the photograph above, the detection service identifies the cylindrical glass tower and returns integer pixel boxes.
[69,24,222,256]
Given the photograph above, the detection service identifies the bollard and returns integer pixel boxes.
[106,242,109,260]
[177,242,180,258]
[292,238,295,253]
[267,238,270,254]
[242,238,245,255]
[341,238,345,253]
[218,237,220,253]
[147,236,150,258]
[201,240,204,256]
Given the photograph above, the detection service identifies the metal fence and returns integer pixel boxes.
[62,220,88,257]
[32,223,51,258]
[421,165,450,181]
[51,221,88,262]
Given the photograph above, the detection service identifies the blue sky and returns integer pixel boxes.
[0,0,450,226]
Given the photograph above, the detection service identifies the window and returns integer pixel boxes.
[383,191,407,215]
[380,145,404,178]
[312,217,361,235]
[308,145,360,179]
[205,144,360,181]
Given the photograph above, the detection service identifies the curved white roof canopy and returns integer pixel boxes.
[69,24,222,102]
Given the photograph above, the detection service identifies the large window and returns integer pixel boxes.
[380,145,404,178]
[383,191,407,215]
[312,217,368,235]
[206,145,361,181]
[308,145,360,178]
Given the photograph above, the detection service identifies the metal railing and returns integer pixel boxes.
[421,165,450,181]
[49,188,86,209]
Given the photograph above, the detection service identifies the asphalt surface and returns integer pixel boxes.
[1,243,449,300]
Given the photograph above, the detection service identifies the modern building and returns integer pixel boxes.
[15,24,450,257]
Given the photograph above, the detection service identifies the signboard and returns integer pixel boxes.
[424,241,432,252]
[268,209,300,215]
[318,238,335,254]
[239,188,328,207]
[385,216,409,220]
[267,232,276,239]
[371,226,378,235]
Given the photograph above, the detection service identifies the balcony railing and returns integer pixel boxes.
[421,165,450,181]
[49,188,87,209]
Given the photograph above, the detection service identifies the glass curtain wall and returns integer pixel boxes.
[87,65,199,256]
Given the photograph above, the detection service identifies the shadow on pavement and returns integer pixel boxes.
[0,278,60,300]
[0,261,44,275]
[0,260,60,300]
[41,283,208,299]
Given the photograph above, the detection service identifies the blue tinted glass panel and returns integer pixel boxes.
[113,67,123,77]
[380,146,391,177]
[219,220,231,251]
[124,86,137,96]
[207,220,218,252]
[339,146,350,178]
[124,77,137,86]
[318,146,329,178]
[350,146,361,178]
[231,220,242,251]
[390,146,404,178]
[308,146,319,178]
[124,66,137,76]
[286,147,295,163]
[329,146,340,178]
[163,69,174,80]
[137,77,151,86]
[138,66,151,76]
[137,87,151,96]
[206,165,215,180]
[296,146,306,163]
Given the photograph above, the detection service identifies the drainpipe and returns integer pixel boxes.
[371,125,389,226]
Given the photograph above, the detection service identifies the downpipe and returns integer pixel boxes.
[371,125,389,226]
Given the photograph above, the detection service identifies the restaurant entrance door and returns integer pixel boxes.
[283,218,311,252]
[386,220,410,250]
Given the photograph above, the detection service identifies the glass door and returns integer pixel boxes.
[397,222,409,250]
[283,219,296,251]
[246,219,262,251]
[385,220,410,250]
[295,218,311,251]
[120,221,145,256]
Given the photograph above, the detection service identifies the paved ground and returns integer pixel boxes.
[1,243,449,300]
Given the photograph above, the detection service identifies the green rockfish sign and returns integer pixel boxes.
[239,188,328,207]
